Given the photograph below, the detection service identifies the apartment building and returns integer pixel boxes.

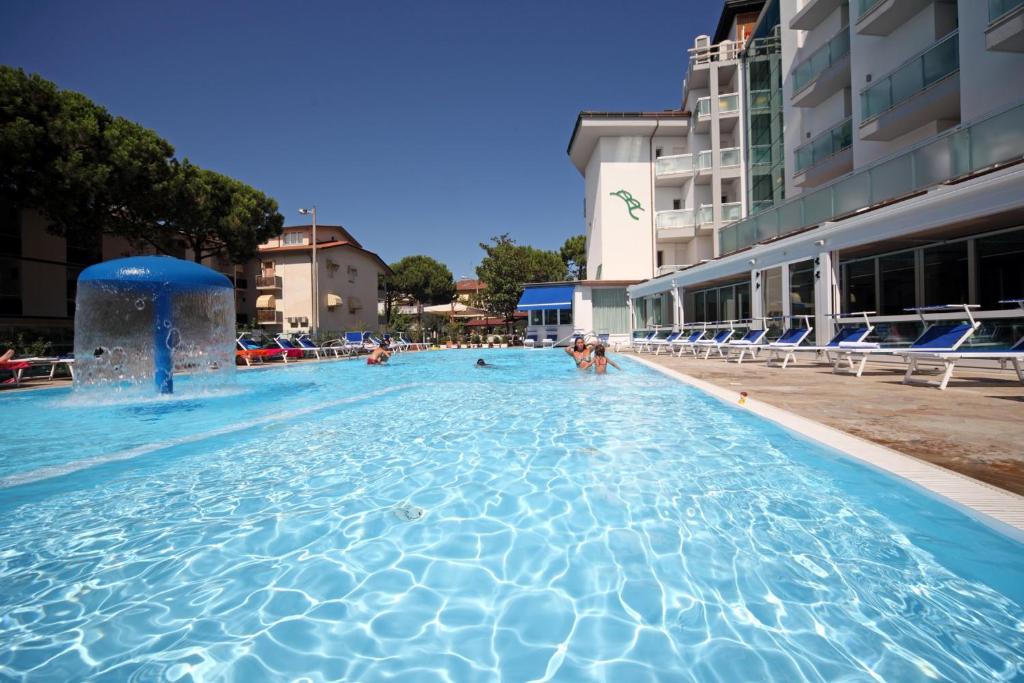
[0,205,259,348]
[255,224,390,335]
[623,0,1024,347]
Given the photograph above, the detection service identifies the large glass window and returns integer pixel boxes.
[529,310,542,326]
[543,309,559,325]
[843,259,876,313]
[691,291,706,323]
[719,286,736,321]
[635,298,648,327]
[788,260,815,318]
[879,251,916,315]
[704,288,719,323]
[736,282,752,321]
[923,242,969,306]
[0,258,22,315]
[558,308,573,325]
[977,228,1024,309]
[762,267,783,319]
[592,288,629,333]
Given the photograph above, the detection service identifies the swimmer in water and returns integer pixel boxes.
[565,336,593,370]
[366,340,391,365]
[592,344,621,374]
[475,358,495,368]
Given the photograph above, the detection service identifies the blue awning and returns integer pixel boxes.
[517,285,575,311]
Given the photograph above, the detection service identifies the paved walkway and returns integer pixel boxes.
[630,350,1024,496]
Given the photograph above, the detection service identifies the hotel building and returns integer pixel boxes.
[525,0,1024,348]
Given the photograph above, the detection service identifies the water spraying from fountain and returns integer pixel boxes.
[74,256,236,395]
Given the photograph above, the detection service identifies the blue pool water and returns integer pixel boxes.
[1,350,1022,681]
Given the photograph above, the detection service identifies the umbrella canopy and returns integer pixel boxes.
[420,302,489,318]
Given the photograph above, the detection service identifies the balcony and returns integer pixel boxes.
[256,274,282,289]
[719,98,1024,255]
[860,32,960,141]
[256,309,283,325]
[720,147,742,168]
[697,205,715,231]
[655,210,697,242]
[791,27,851,108]
[854,0,932,36]
[790,0,846,31]
[749,89,773,112]
[793,117,853,187]
[655,153,694,185]
[721,202,743,224]
[987,0,1024,51]
[695,93,740,132]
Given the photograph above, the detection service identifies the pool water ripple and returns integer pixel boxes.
[0,350,1021,681]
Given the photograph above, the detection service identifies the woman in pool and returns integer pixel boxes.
[564,336,593,370]
[592,344,621,374]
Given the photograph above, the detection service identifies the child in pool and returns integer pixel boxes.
[592,344,621,374]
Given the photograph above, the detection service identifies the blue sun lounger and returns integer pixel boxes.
[900,335,1024,390]
[647,331,682,355]
[672,330,705,356]
[722,326,769,364]
[833,305,980,378]
[693,327,736,359]
[275,334,318,359]
[628,331,656,352]
[770,312,875,369]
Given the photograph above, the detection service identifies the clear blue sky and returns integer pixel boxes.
[1,0,721,278]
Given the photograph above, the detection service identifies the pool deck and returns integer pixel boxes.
[627,350,1024,507]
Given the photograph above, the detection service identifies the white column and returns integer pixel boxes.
[814,250,839,345]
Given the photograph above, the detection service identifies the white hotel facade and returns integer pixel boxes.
[523,0,1024,348]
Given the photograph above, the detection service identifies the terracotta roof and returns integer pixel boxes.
[258,240,393,275]
[456,279,485,291]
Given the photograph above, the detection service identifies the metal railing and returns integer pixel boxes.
[655,153,694,177]
[656,210,696,229]
[990,0,1024,21]
[697,92,740,117]
[719,98,1024,255]
[792,26,850,94]
[794,117,853,174]
[256,275,282,289]
[861,31,959,122]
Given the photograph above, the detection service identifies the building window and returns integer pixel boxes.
[284,232,304,246]
[923,242,969,306]
[788,259,815,318]
[691,291,705,323]
[656,251,664,268]
[655,147,663,157]
[0,258,22,315]
[720,285,736,320]
[843,259,876,314]
[543,309,559,325]
[736,282,751,321]
[592,288,629,333]
[879,251,916,315]
[558,308,573,325]
[0,202,21,258]
[672,199,681,210]
[762,267,783,319]
[977,228,1024,309]
[529,310,542,326]
[347,265,358,283]
[704,289,718,323]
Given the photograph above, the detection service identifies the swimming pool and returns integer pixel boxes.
[1,350,1022,681]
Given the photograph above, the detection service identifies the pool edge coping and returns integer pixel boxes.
[627,354,1024,535]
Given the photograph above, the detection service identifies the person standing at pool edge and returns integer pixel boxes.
[565,336,593,370]
[593,344,620,374]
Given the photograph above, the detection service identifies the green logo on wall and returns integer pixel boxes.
[610,189,644,220]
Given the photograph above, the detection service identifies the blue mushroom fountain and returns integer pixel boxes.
[74,256,236,394]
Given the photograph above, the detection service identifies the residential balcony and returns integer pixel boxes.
[793,117,853,187]
[791,27,850,108]
[987,0,1024,51]
[687,39,742,89]
[655,209,697,242]
[718,98,1024,255]
[696,204,715,232]
[655,153,694,185]
[853,0,932,36]
[790,0,846,31]
[695,92,740,132]
[256,309,283,325]
[859,32,960,142]
[721,201,743,224]
[256,274,282,289]
[692,147,741,184]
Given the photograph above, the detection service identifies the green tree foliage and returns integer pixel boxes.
[559,234,587,280]
[476,234,566,328]
[386,255,456,339]
[0,66,283,264]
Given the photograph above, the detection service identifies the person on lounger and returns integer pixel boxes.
[592,344,621,374]
[0,349,14,363]
[565,337,593,370]
[367,340,391,365]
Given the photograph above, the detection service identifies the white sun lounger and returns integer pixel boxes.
[899,336,1024,390]
[693,327,736,359]
[722,327,769,364]
[671,330,705,356]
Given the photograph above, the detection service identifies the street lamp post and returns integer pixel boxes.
[298,207,317,334]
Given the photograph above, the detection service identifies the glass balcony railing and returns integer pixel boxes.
[861,31,959,121]
[749,89,772,111]
[750,145,774,165]
[792,26,850,94]
[720,147,742,167]
[719,98,1024,255]
[854,0,884,19]
[696,92,740,117]
[722,202,743,223]
[697,150,713,171]
[656,210,696,230]
[697,205,715,225]
[990,0,1024,21]
[751,199,775,214]
[794,118,853,174]
[655,153,694,176]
